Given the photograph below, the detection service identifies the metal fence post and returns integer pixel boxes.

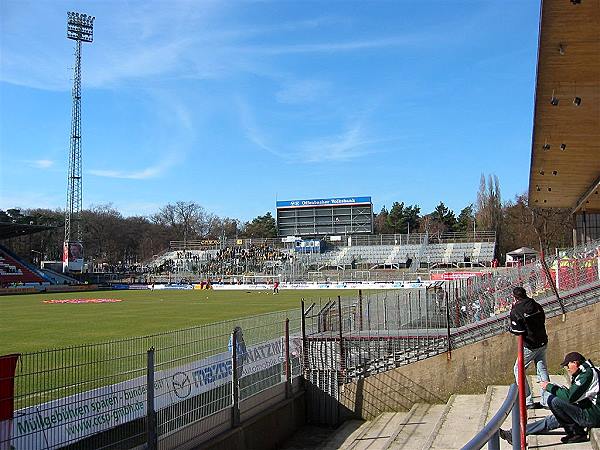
[284,318,291,398]
[231,329,240,428]
[146,347,157,450]
[445,289,452,360]
[455,284,461,326]
[337,296,344,376]
[337,296,344,425]
[301,300,308,377]
[517,335,526,450]
[358,289,363,331]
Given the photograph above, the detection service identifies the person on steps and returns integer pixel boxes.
[500,351,600,445]
[508,286,549,409]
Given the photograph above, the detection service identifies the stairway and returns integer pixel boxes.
[309,374,594,450]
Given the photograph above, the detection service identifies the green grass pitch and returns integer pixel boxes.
[0,289,358,355]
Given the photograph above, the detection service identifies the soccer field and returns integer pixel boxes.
[0,288,357,355]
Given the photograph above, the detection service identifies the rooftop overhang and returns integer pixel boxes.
[0,222,58,240]
[528,0,600,213]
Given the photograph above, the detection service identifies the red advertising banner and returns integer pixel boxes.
[430,271,484,281]
[0,354,19,421]
[0,353,19,450]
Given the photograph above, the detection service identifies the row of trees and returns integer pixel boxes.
[2,174,573,266]
[2,204,277,266]
[372,175,572,258]
[373,202,475,235]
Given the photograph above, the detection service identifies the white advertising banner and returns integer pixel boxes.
[209,281,433,291]
[11,337,300,449]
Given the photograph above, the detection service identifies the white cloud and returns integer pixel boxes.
[238,100,396,163]
[88,167,162,180]
[297,124,376,162]
[236,36,424,55]
[27,159,55,169]
[237,99,288,159]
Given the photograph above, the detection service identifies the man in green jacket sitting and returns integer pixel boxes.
[500,351,600,444]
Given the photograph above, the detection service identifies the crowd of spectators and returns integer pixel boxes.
[202,244,291,275]
[93,262,148,274]
[151,244,292,277]
[175,251,202,262]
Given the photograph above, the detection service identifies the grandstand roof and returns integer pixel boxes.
[0,222,58,240]
[528,0,600,213]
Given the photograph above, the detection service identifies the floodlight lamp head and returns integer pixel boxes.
[67,10,95,43]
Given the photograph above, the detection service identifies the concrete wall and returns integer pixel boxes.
[197,392,305,450]
[340,301,600,420]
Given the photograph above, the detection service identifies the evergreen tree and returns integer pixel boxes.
[373,206,391,234]
[432,202,457,231]
[456,204,475,233]
[385,202,421,233]
[242,212,277,237]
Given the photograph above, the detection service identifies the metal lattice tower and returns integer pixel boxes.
[64,11,94,244]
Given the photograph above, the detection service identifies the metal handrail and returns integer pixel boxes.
[462,383,519,450]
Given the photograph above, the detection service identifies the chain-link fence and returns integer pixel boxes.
[2,310,303,450]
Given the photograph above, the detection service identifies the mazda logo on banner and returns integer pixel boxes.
[171,372,192,399]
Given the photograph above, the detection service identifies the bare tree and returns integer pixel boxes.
[151,201,209,244]
[475,173,502,255]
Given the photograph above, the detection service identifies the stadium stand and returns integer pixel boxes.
[150,244,292,277]
[151,232,496,280]
[423,242,496,268]
[0,245,48,285]
[303,241,495,271]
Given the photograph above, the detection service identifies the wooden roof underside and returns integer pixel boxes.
[528,0,600,213]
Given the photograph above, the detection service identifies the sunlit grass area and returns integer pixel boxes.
[0,288,356,354]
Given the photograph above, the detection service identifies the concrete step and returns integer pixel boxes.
[309,373,595,450]
[388,403,445,450]
[427,394,485,449]
[477,375,591,450]
[336,412,409,450]
[318,420,366,450]
[525,374,592,450]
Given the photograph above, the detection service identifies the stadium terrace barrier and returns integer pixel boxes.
[0,284,101,296]
[1,311,303,450]
[0,287,38,295]
[301,239,600,426]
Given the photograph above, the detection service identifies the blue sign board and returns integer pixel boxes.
[294,239,322,254]
[277,196,371,209]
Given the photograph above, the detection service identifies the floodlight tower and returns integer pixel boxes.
[63,11,94,273]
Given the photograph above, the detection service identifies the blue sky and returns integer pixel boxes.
[0,0,540,221]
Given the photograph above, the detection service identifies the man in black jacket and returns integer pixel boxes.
[509,286,549,408]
